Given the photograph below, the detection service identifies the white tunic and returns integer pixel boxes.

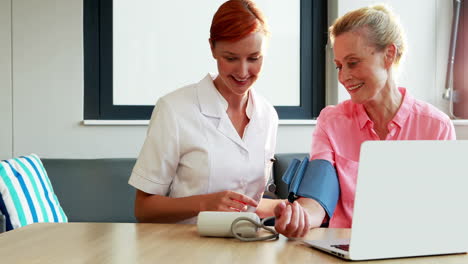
[128,74,278,224]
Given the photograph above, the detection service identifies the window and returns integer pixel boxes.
[84,0,327,120]
[454,0,468,118]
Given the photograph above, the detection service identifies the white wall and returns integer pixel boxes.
[11,0,147,159]
[1,0,467,159]
[0,0,12,160]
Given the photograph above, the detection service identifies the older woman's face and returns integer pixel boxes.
[333,31,389,104]
[211,32,266,96]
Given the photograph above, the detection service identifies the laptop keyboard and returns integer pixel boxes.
[331,244,349,251]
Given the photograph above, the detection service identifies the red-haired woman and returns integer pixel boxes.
[129,0,280,224]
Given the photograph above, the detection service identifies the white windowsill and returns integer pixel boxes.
[82,119,318,126]
[83,119,468,126]
[452,120,468,126]
[83,120,150,126]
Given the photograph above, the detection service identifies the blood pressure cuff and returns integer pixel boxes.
[282,158,339,218]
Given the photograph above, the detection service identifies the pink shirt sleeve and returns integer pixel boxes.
[310,117,335,165]
[438,119,456,140]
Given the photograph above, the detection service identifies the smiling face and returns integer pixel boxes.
[333,30,391,104]
[211,32,266,97]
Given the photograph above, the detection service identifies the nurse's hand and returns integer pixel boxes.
[274,200,311,238]
[200,191,258,212]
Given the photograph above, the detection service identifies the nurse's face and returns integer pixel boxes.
[333,31,390,104]
[211,32,266,96]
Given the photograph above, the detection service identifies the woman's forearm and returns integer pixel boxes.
[135,190,208,223]
[134,190,259,223]
[256,198,285,218]
[297,197,326,228]
[258,197,326,228]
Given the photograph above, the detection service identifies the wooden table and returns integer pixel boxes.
[0,223,466,264]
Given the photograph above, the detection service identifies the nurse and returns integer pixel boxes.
[273,4,456,237]
[128,0,280,224]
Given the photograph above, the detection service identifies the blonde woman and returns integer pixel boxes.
[274,4,455,238]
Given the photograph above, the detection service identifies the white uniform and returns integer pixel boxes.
[129,74,278,224]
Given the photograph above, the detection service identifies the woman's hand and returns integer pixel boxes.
[200,190,258,212]
[274,200,312,238]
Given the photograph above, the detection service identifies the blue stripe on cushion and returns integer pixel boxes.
[57,201,67,222]
[30,155,54,191]
[23,156,58,222]
[0,165,27,227]
[29,155,67,222]
[4,160,38,223]
[0,194,13,231]
[15,158,49,222]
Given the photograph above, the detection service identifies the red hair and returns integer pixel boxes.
[210,0,269,45]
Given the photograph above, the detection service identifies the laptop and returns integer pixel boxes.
[303,140,468,261]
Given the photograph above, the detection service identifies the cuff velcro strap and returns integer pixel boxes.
[282,158,339,218]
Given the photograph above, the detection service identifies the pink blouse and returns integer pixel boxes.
[311,88,456,228]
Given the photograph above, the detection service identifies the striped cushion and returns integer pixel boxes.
[0,154,67,231]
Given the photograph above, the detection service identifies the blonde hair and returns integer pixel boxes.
[329,4,406,66]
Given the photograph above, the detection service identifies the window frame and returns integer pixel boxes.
[454,0,467,117]
[84,0,327,120]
